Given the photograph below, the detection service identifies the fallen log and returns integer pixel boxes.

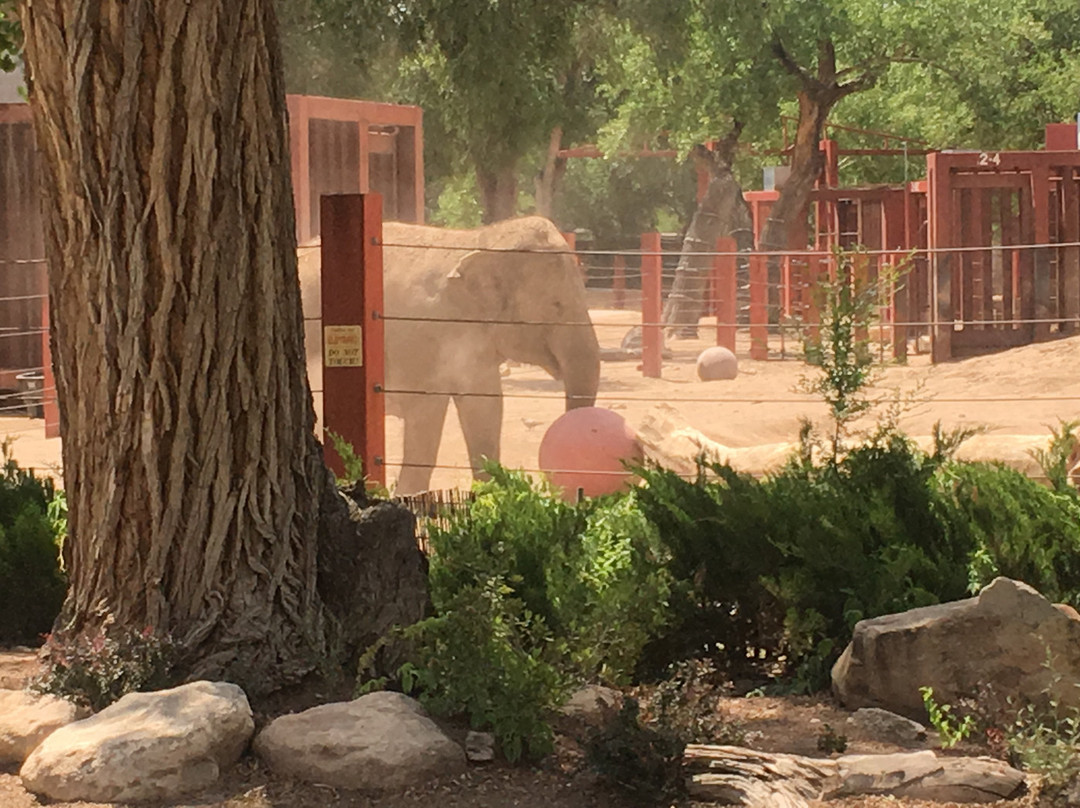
[684,744,1025,805]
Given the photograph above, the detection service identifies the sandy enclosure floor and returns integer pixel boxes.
[3,310,1079,491]
[386,310,1080,491]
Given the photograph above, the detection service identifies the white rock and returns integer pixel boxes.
[254,691,466,792]
[0,690,83,765]
[465,730,495,762]
[20,681,253,803]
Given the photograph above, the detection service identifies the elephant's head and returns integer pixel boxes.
[445,222,600,411]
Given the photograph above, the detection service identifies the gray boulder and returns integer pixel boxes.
[833,577,1080,719]
[559,684,622,725]
[254,691,466,792]
[20,681,253,803]
[846,707,927,747]
[0,690,83,765]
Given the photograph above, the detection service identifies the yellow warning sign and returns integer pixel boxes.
[324,325,363,367]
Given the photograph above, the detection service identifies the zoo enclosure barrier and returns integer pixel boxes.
[311,192,1080,492]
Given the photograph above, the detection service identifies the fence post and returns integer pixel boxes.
[891,251,908,361]
[41,294,59,439]
[714,238,737,351]
[612,254,626,310]
[749,252,768,360]
[640,232,662,378]
[320,193,386,487]
[803,253,822,343]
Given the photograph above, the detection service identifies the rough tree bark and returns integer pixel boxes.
[20,0,426,694]
[662,127,754,337]
[477,162,519,223]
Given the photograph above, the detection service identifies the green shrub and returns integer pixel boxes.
[397,465,671,761]
[636,427,974,688]
[0,449,66,645]
[584,698,686,806]
[943,460,1080,605]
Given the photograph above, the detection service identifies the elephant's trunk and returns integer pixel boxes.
[555,326,600,411]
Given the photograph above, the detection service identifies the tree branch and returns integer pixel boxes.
[771,34,815,88]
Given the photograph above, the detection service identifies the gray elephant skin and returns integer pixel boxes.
[376,217,600,494]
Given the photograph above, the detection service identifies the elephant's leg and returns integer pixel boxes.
[454,384,503,480]
[395,394,450,496]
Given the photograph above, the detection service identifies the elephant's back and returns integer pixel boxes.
[381,218,570,315]
[383,217,568,253]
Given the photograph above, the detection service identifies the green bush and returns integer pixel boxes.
[0,450,66,646]
[944,460,1080,604]
[396,465,671,761]
[635,428,975,688]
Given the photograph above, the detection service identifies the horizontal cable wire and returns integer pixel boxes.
[375,314,1080,329]
[383,460,1060,485]
[380,388,1080,404]
[0,294,48,303]
[377,239,1080,258]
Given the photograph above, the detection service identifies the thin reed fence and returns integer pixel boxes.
[394,488,476,553]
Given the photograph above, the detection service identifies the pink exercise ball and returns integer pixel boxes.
[539,407,643,500]
[696,346,739,381]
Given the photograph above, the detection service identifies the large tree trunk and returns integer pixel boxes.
[758,39,880,320]
[662,131,754,337]
[19,0,423,695]
[757,90,831,255]
[477,163,519,223]
[534,126,566,219]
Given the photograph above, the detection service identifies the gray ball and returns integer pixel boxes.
[696,346,738,381]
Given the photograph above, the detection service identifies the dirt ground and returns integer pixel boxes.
[0,649,1040,808]
[6,311,1079,491]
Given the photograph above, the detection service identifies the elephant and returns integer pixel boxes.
[380,217,601,495]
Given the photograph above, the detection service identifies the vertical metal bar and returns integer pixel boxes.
[1062,167,1080,333]
[320,193,386,487]
[749,252,768,360]
[977,189,993,327]
[640,232,663,378]
[927,152,953,362]
[804,252,822,344]
[612,255,626,310]
[1019,182,1037,342]
[1031,165,1053,340]
[892,251,908,362]
[1000,190,1017,329]
[960,188,975,327]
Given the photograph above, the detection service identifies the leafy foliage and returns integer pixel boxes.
[0,445,66,645]
[635,427,973,689]
[0,1,20,74]
[397,465,672,760]
[946,461,1080,604]
[638,658,746,745]
[816,723,848,754]
[1006,703,1080,803]
[921,686,977,749]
